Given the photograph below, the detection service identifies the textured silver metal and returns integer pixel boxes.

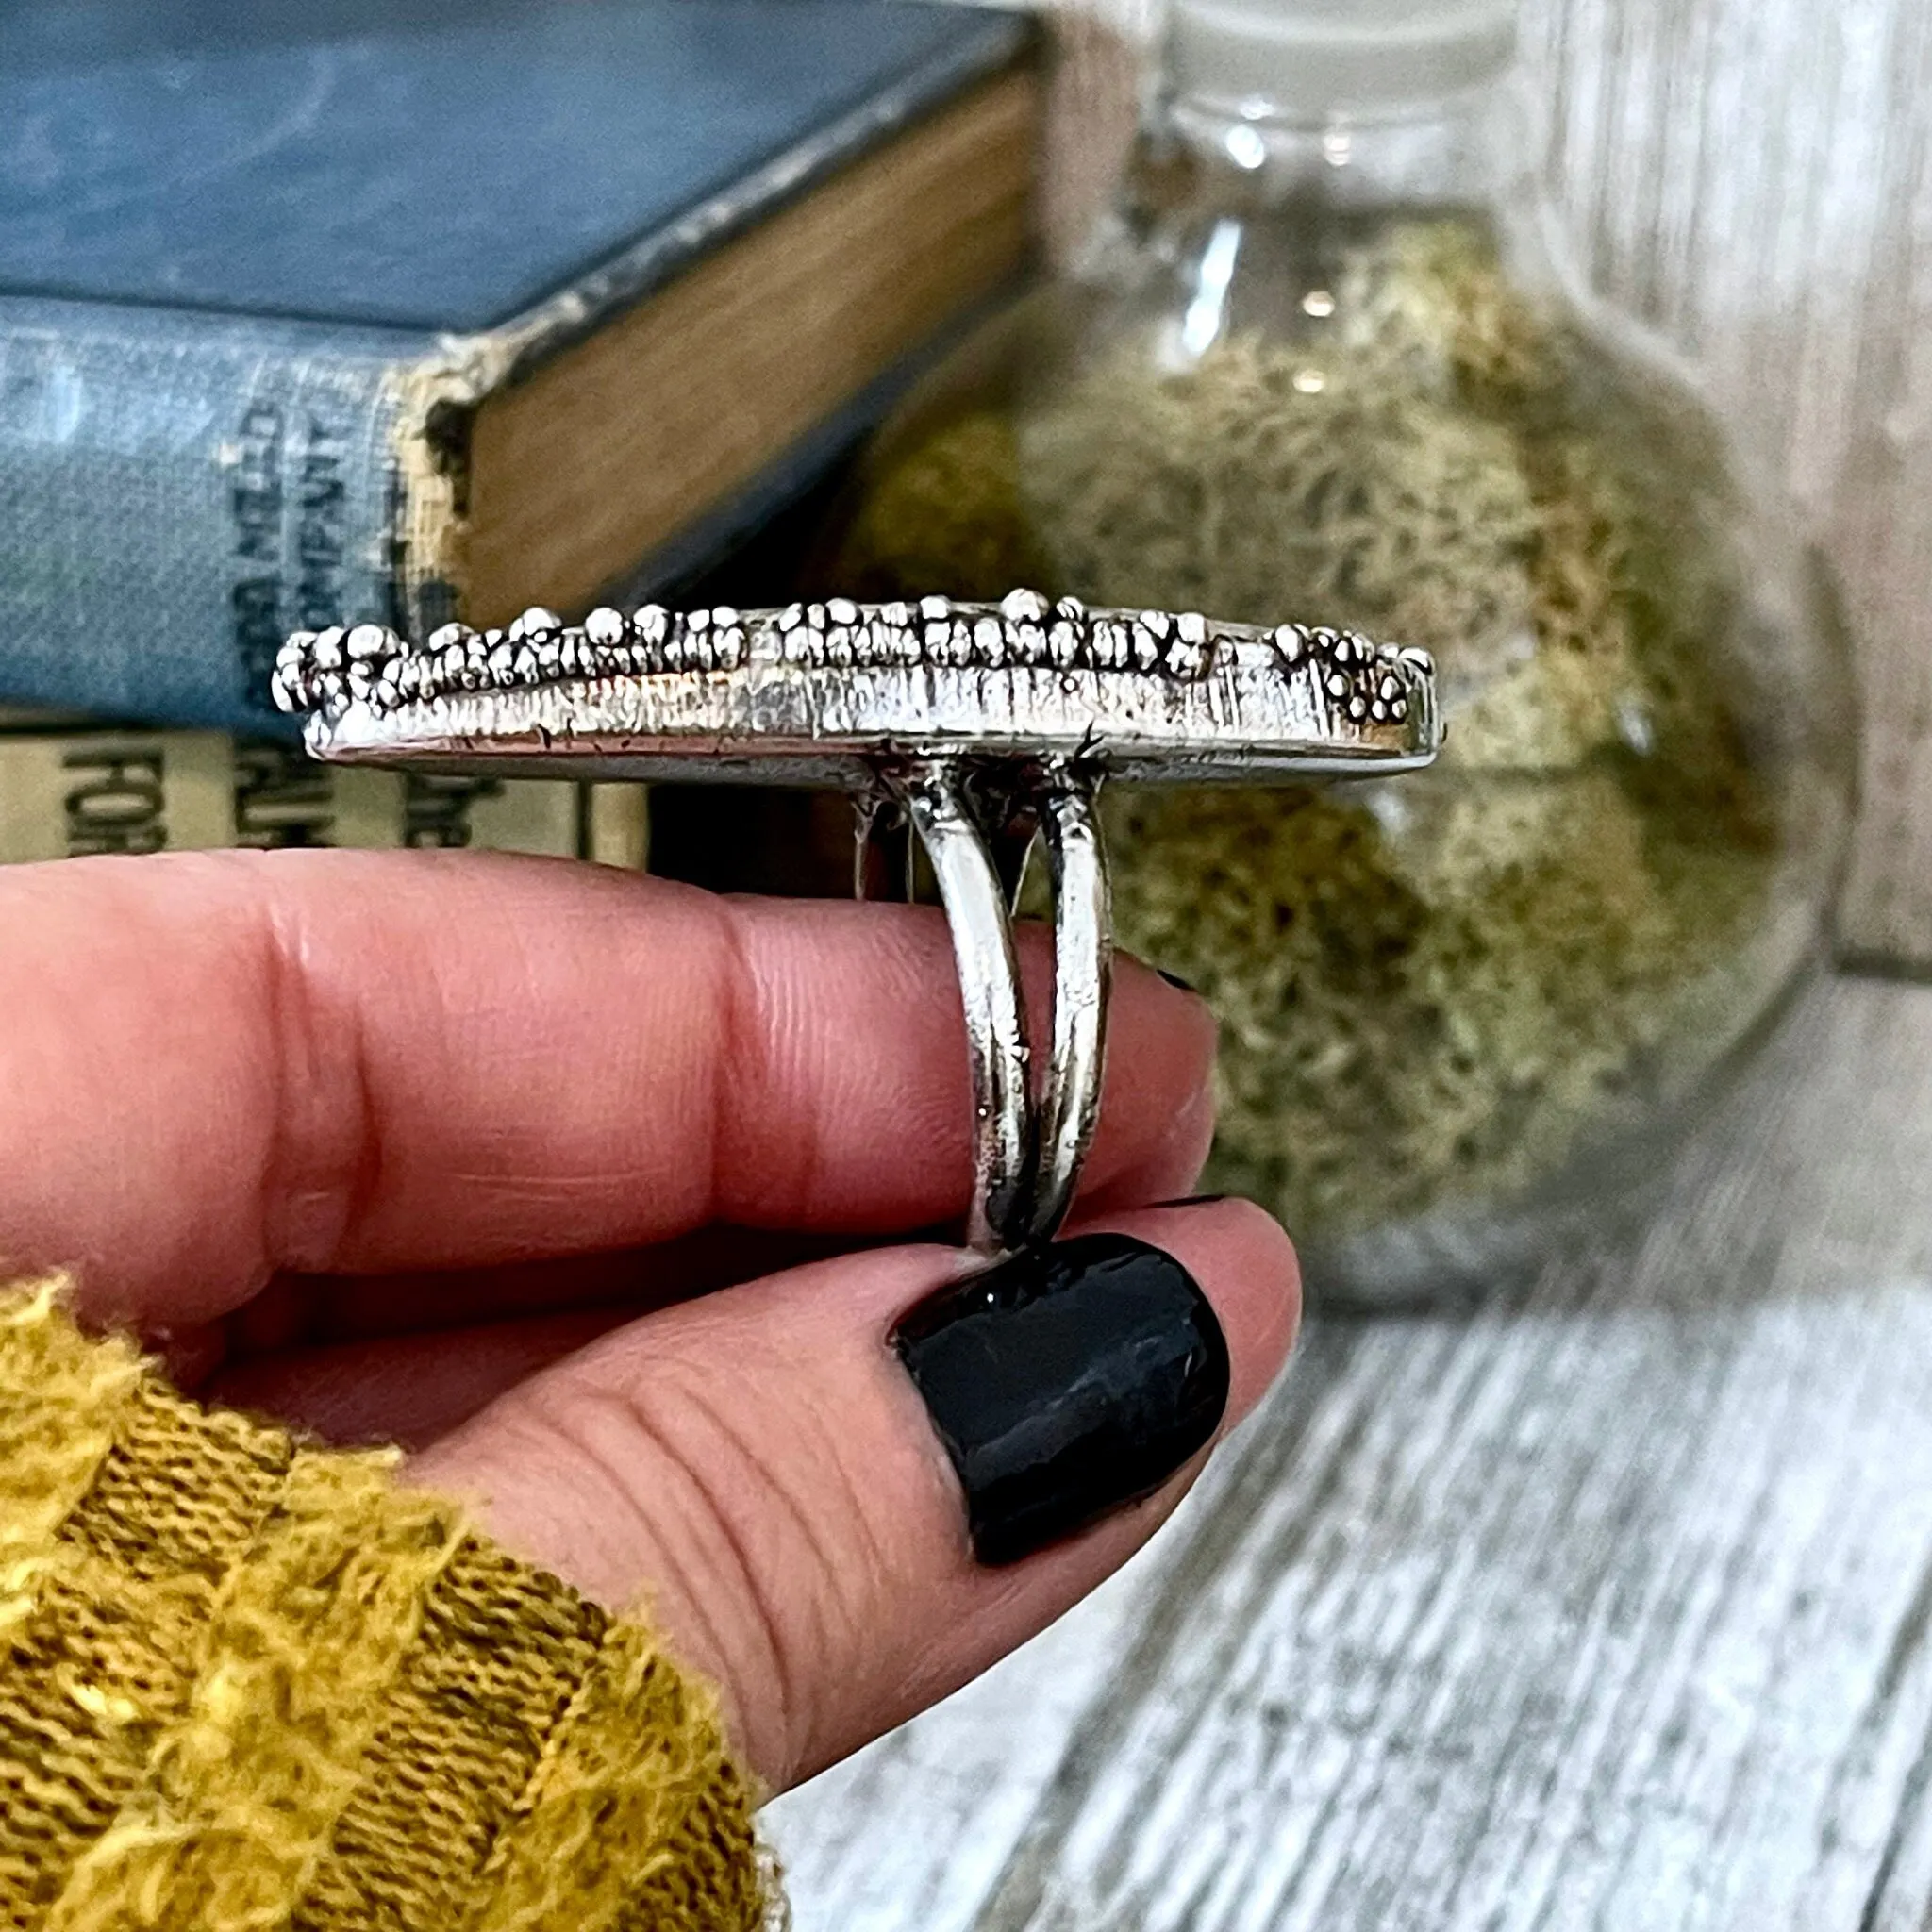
[273,595,1439,785]
[873,761,1111,1254]
[273,592,1440,1252]
[1027,776,1111,1248]
[896,763,1036,1254]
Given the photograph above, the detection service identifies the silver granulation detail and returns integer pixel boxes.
[272,596,1418,728]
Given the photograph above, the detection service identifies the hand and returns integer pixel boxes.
[0,849,1298,1790]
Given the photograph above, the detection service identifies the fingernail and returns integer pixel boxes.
[891,1233,1229,1566]
[1156,968,1198,993]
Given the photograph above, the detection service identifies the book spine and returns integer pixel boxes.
[0,719,648,867]
[0,298,430,736]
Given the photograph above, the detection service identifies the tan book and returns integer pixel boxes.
[0,725,648,867]
[4,732,237,862]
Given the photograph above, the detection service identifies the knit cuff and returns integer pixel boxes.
[0,1281,771,1932]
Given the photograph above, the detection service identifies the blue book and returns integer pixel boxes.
[0,0,1037,733]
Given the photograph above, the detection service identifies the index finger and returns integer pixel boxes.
[0,850,1216,1326]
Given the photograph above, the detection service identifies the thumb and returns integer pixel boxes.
[408,1199,1297,1790]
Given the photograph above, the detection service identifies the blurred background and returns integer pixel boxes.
[1028,0,1932,971]
[7,0,1921,1291]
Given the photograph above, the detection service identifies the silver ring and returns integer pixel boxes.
[881,759,1111,1255]
[273,591,1441,1256]
[892,763,1034,1253]
[1030,773,1109,1247]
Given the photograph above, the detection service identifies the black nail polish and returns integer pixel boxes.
[1156,968,1198,993]
[892,1233,1229,1566]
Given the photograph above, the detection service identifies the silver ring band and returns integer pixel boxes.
[888,758,1111,1257]
[895,763,1037,1255]
[1026,774,1110,1249]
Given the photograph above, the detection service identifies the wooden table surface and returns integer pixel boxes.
[765,971,1932,1931]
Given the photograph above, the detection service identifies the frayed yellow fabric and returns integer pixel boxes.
[0,1281,144,1566]
[0,1284,769,1932]
[0,1298,286,1927]
[45,1451,465,1932]
[291,1537,607,1931]
[0,1277,146,1907]
[464,1621,763,1932]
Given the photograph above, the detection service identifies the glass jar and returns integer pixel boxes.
[812,0,1855,1304]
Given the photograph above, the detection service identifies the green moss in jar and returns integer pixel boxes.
[829,218,1789,1262]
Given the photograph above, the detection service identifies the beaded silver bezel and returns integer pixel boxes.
[275,591,1439,786]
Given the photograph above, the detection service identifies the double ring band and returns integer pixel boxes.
[885,759,1108,1253]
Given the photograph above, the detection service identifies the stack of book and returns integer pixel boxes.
[0,709,652,864]
[0,0,1040,865]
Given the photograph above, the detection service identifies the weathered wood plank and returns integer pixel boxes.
[766,974,1932,1928]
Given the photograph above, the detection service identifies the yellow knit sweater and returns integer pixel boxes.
[0,1282,768,1932]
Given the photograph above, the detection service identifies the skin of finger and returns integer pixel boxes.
[208,1306,634,1450]
[194,1231,947,1436]
[192,1101,1217,1446]
[182,1051,1211,1398]
[408,1198,1299,1791]
[228,1227,875,1358]
[218,1063,1207,1366]
[0,850,1214,1330]
[195,1087,1213,1375]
